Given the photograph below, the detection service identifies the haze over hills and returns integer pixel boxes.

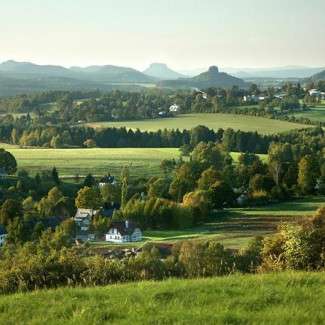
[1,60,325,97]
[160,66,248,89]
[143,63,187,80]
[70,65,154,83]
[310,69,325,82]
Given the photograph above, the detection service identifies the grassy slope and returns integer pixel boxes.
[2,272,325,324]
[86,113,309,134]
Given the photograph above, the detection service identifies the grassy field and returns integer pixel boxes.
[290,105,325,123]
[1,147,267,178]
[4,147,181,178]
[86,113,309,135]
[2,272,325,324]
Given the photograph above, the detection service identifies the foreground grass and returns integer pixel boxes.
[86,113,309,135]
[1,272,325,324]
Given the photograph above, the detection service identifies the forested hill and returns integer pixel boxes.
[159,66,248,89]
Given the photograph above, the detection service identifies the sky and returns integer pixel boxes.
[1,0,325,70]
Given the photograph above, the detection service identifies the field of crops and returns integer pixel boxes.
[2,272,325,324]
[86,113,309,134]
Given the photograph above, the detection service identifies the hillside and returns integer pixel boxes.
[143,63,187,80]
[160,66,247,89]
[71,65,155,83]
[311,69,325,81]
[0,60,73,77]
[0,73,113,97]
[2,272,325,324]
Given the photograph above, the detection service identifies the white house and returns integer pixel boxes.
[0,225,7,247]
[105,220,142,243]
[169,104,179,113]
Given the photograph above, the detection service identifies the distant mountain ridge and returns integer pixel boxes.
[143,63,186,80]
[0,60,154,84]
[71,65,154,83]
[160,66,247,89]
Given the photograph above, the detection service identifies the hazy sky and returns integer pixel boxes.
[1,0,325,70]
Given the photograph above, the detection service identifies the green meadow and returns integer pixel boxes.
[1,147,266,178]
[4,147,181,178]
[289,105,325,123]
[2,272,325,324]
[86,113,309,134]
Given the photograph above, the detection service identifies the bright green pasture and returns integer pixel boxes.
[5,148,181,178]
[227,196,325,216]
[290,105,325,123]
[2,272,325,324]
[86,113,309,134]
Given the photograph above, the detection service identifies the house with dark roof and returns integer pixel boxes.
[0,225,7,247]
[105,220,142,243]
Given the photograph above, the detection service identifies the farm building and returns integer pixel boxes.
[105,220,142,243]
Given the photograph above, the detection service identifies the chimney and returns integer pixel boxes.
[125,220,129,229]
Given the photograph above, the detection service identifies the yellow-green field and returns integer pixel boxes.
[86,113,309,134]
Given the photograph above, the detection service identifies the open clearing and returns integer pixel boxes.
[86,113,309,134]
[2,272,325,324]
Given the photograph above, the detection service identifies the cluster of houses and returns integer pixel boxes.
[73,207,142,243]
[74,173,142,243]
[242,93,287,103]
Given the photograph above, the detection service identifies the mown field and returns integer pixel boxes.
[2,272,325,324]
[86,113,309,134]
[4,147,181,178]
[1,147,266,178]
